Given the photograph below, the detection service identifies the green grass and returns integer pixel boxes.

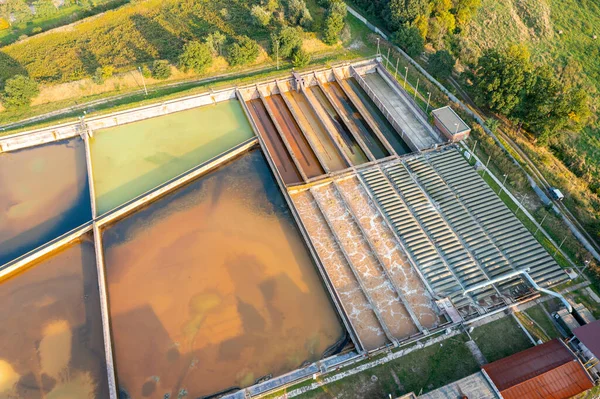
[0,0,127,46]
[523,305,561,340]
[568,289,600,319]
[294,334,479,399]
[470,317,533,363]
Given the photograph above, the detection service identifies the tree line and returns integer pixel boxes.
[1,0,352,110]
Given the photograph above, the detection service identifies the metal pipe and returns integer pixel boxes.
[462,269,573,313]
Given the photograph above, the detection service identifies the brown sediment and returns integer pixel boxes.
[311,183,417,340]
[103,151,341,398]
[306,86,368,165]
[0,238,108,399]
[322,81,389,159]
[284,91,348,172]
[246,99,302,185]
[336,177,440,329]
[0,138,91,266]
[264,94,325,179]
[291,190,388,351]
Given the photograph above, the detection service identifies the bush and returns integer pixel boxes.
[178,41,212,73]
[291,47,310,68]
[271,26,303,59]
[251,5,272,27]
[392,25,424,57]
[1,75,39,108]
[92,65,115,84]
[227,37,260,66]
[140,64,151,78]
[287,0,312,28]
[428,49,455,78]
[151,60,171,80]
[32,27,43,34]
[323,0,347,45]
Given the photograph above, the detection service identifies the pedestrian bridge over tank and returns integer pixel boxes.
[0,58,569,399]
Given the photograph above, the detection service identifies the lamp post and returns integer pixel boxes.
[499,174,507,195]
[426,92,431,113]
[376,37,380,57]
[394,58,399,80]
[138,66,148,96]
[403,66,408,88]
[414,78,419,100]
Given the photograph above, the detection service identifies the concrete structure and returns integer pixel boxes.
[419,372,498,399]
[431,106,471,142]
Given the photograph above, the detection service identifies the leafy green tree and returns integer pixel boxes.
[454,0,481,28]
[152,60,171,80]
[473,46,530,115]
[227,37,260,66]
[1,75,39,108]
[287,0,312,28]
[92,65,114,84]
[206,31,226,56]
[387,0,428,28]
[1,0,32,25]
[178,41,213,73]
[251,5,272,27]
[428,49,455,78]
[427,11,455,48]
[34,0,57,18]
[271,26,303,59]
[392,25,424,57]
[514,65,592,142]
[322,0,346,45]
[291,47,310,68]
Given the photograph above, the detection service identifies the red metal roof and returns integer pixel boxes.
[482,339,594,399]
[574,320,600,359]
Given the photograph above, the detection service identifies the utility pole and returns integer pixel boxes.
[276,41,279,70]
[403,66,408,88]
[499,174,507,195]
[138,67,148,96]
[482,154,491,178]
[414,78,419,100]
[426,91,431,113]
[386,47,391,68]
[394,58,399,80]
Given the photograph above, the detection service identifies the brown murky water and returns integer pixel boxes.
[264,94,325,178]
[246,99,302,185]
[283,90,348,172]
[291,190,388,351]
[311,183,417,340]
[336,177,440,329]
[0,138,91,266]
[0,237,108,398]
[102,150,342,398]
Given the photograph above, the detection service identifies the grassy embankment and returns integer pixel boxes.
[0,0,376,128]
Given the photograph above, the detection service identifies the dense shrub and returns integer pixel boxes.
[251,5,272,27]
[291,47,310,68]
[322,0,346,45]
[1,75,39,108]
[178,41,213,73]
[227,36,260,66]
[271,26,303,59]
[392,25,424,57]
[428,50,455,78]
[151,60,171,80]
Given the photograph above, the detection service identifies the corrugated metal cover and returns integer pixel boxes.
[574,320,600,359]
[482,339,594,399]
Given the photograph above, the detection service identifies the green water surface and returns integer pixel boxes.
[91,100,254,214]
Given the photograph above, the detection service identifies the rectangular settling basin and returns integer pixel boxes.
[0,138,92,266]
[102,149,343,398]
[0,237,109,398]
[90,100,255,215]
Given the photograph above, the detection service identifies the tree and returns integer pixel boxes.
[92,65,114,84]
[227,37,260,66]
[454,0,481,28]
[251,5,272,27]
[392,25,424,57]
[33,0,57,18]
[178,41,212,73]
[513,65,592,142]
[152,60,171,80]
[271,26,303,59]
[287,0,312,28]
[386,0,428,28]
[322,0,346,45]
[206,31,226,56]
[1,0,32,25]
[291,47,310,68]
[472,46,531,115]
[428,49,454,78]
[1,75,39,108]
[427,11,455,48]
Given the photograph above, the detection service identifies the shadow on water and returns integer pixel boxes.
[0,138,92,266]
[130,14,183,62]
[103,149,344,398]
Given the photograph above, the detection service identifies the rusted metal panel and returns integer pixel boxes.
[482,339,594,399]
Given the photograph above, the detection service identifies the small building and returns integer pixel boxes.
[481,339,595,399]
[431,106,471,142]
[573,320,600,377]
